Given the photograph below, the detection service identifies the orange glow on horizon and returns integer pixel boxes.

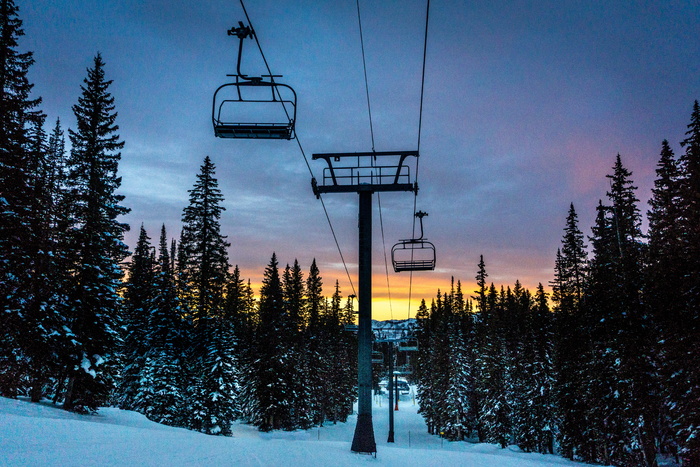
[234,266,550,322]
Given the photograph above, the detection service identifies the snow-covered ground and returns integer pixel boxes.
[1,391,590,466]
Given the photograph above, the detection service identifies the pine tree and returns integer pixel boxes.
[339,293,358,420]
[281,261,313,428]
[62,54,129,413]
[551,204,590,460]
[178,156,230,324]
[233,275,258,424]
[20,114,74,402]
[583,155,653,465]
[443,280,475,441]
[475,283,510,448]
[253,253,293,431]
[140,225,185,426]
[646,139,683,461]
[305,258,326,426]
[177,156,235,435]
[33,119,73,403]
[515,284,554,454]
[668,101,700,464]
[116,225,155,411]
[319,280,349,424]
[0,0,44,397]
[471,256,489,442]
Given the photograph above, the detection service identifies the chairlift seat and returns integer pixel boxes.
[371,351,384,364]
[213,122,293,139]
[212,81,296,140]
[391,239,436,273]
[399,339,419,352]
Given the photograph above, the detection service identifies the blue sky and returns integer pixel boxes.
[20,0,700,319]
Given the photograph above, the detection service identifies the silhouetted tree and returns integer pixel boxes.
[140,225,185,426]
[0,0,44,397]
[61,54,129,413]
[667,101,700,464]
[116,225,155,411]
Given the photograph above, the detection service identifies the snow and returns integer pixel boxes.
[0,394,591,467]
[81,356,96,378]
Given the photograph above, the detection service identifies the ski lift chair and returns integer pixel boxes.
[398,339,419,352]
[212,79,296,139]
[391,211,436,272]
[212,21,297,140]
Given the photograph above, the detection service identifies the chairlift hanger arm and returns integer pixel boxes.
[415,211,428,240]
[228,21,255,80]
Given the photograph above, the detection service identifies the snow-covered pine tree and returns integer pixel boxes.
[608,155,657,466]
[504,282,528,450]
[414,298,435,431]
[514,284,554,454]
[443,280,475,441]
[140,225,185,426]
[584,155,653,465]
[253,253,293,431]
[0,0,44,397]
[470,256,489,442]
[551,203,590,460]
[231,274,258,424]
[430,290,456,437]
[116,225,155,411]
[320,280,354,424]
[415,297,439,435]
[338,293,358,420]
[178,156,230,324]
[667,101,700,464]
[177,156,235,435]
[645,139,683,461]
[61,54,130,413]
[222,264,251,422]
[37,119,74,403]
[304,258,326,426]
[475,284,510,448]
[282,260,313,429]
[22,114,73,403]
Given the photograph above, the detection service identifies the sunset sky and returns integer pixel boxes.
[20,0,700,320]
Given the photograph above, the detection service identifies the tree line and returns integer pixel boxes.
[117,156,357,434]
[413,102,700,466]
[0,0,356,434]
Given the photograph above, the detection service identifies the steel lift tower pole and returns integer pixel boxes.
[355,186,375,453]
[312,151,418,455]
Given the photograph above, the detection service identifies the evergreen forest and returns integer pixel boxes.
[2,2,700,466]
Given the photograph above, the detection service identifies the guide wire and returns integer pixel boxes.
[378,195,395,320]
[407,0,431,320]
[239,0,356,297]
[356,0,394,318]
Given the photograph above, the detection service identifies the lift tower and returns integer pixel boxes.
[312,151,418,455]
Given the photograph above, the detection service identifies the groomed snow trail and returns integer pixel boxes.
[1,391,590,466]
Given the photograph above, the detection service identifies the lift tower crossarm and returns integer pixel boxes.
[311,151,419,197]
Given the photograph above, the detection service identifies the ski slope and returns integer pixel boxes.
[1,392,590,466]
